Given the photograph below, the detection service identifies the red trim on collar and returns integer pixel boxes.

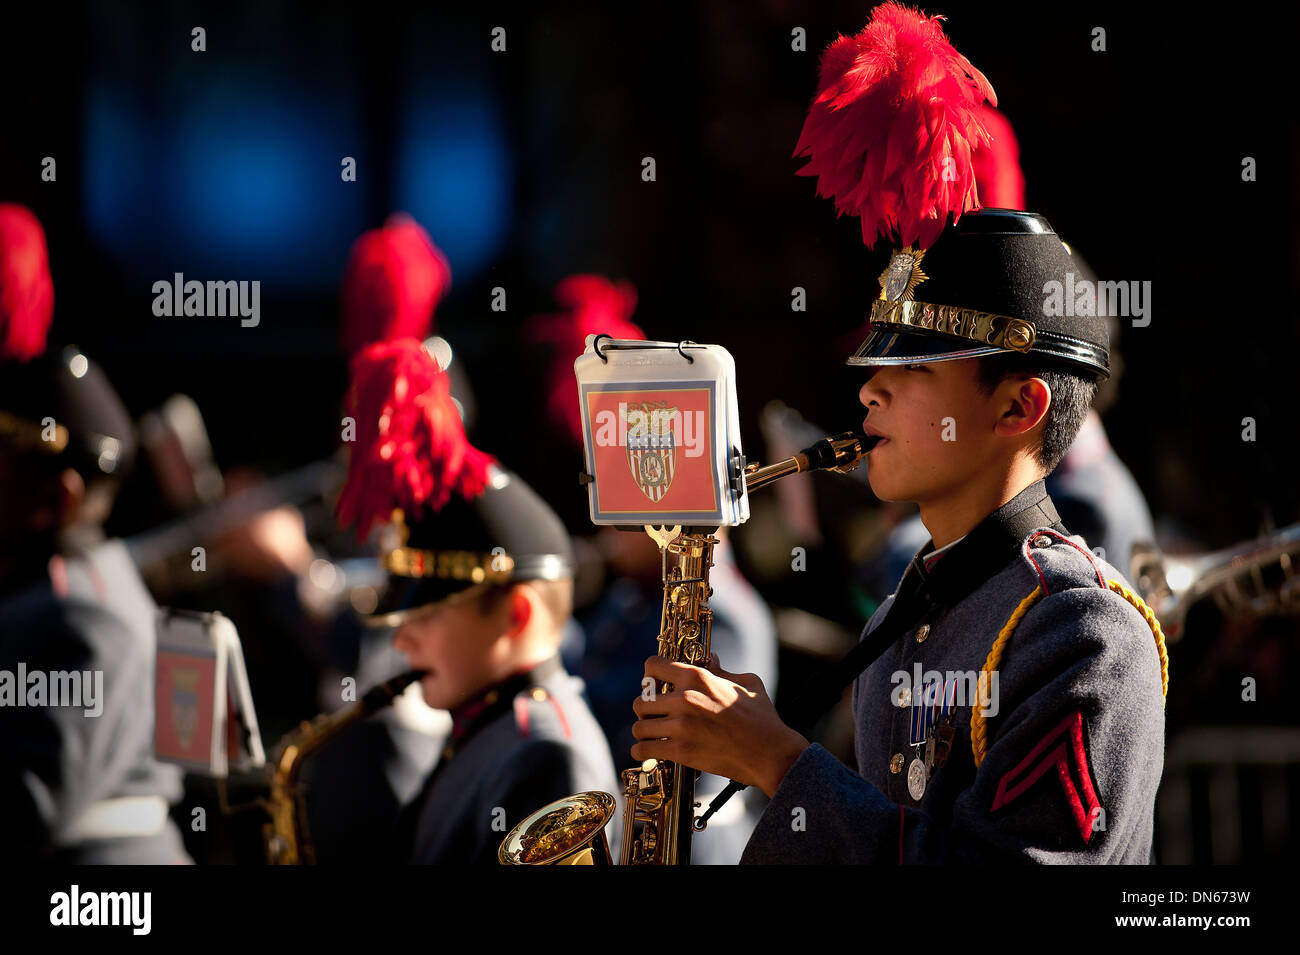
[450,694,498,738]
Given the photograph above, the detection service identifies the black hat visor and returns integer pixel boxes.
[846,326,1007,367]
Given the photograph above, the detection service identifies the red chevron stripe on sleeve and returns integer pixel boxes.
[990,710,1101,844]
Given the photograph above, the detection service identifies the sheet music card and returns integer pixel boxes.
[154,610,265,777]
[574,337,749,527]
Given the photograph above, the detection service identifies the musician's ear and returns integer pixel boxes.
[506,585,534,638]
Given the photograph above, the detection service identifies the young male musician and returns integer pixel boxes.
[0,204,190,863]
[630,2,1166,863]
[337,337,618,863]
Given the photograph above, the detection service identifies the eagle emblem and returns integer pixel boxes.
[879,246,929,302]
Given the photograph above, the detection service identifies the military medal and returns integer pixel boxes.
[907,757,927,800]
[910,676,959,797]
[908,676,934,800]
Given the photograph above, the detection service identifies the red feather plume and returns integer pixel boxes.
[793,1,997,250]
[0,203,55,363]
[525,275,644,447]
[337,338,495,540]
[340,213,452,358]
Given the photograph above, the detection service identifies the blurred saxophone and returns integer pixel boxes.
[499,431,874,865]
[262,669,425,865]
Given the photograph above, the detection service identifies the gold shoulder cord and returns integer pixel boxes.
[970,580,1170,769]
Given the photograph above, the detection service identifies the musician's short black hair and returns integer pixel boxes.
[976,353,1098,475]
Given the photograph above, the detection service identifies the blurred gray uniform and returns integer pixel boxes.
[742,480,1166,864]
[403,654,619,864]
[0,538,191,863]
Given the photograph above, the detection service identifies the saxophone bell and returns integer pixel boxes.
[498,791,617,865]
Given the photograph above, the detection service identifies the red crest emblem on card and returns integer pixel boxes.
[625,401,677,503]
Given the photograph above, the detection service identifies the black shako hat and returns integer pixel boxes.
[792,5,1109,381]
[336,337,574,628]
[0,346,138,479]
[846,209,1111,379]
[368,463,575,627]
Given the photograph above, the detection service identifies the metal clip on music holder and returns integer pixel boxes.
[591,334,702,364]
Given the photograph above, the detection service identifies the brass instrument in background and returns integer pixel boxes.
[1131,523,1300,643]
[262,669,425,864]
[499,431,875,865]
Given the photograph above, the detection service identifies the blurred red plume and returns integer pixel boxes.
[340,214,452,358]
[0,203,54,363]
[525,274,644,447]
[793,1,997,250]
[337,338,494,540]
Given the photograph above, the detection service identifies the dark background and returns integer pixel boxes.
[4,0,1297,548]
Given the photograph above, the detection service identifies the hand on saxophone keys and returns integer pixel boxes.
[630,653,811,799]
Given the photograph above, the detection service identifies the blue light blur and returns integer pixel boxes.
[82,69,511,293]
[395,94,513,285]
[83,75,368,290]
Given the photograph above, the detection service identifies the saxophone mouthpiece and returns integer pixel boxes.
[359,669,427,712]
[799,431,878,471]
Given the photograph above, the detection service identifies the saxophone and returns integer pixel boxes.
[262,669,425,864]
[499,431,873,865]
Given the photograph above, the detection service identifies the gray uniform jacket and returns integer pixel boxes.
[741,481,1165,864]
[0,539,190,863]
[405,654,620,864]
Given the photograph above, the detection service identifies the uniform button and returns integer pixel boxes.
[890,753,905,774]
[896,687,912,708]
[1033,534,1053,548]
[530,688,548,701]
[483,690,499,705]
[915,624,930,644]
